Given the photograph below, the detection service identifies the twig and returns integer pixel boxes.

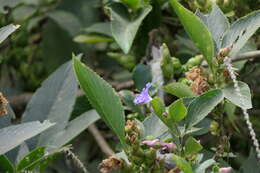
[88,124,115,156]
[202,50,260,67]
[231,50,260,62]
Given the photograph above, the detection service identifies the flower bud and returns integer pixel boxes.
[210,121,220,136]
[160,43,174,80]
[107,52,136,70]
[219,167,233,173]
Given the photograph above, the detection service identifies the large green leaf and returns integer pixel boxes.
[164,82,195,98]
[222,10,260,56]
[0,24,20,44]
[169,0,214,66]
[73,56,126,147]
[196,4,230,50]
[0,155,15,173]
[223,81,252,109]
[185,89,224,129]
[107,3,152,53]
[22,60,78,150]
[0,121,54,155]
[41,110,100,150]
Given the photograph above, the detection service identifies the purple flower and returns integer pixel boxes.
[134,83,152,105]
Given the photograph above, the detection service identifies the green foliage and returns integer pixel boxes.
[164,82,195,98]
[0,121,54,155]
[168,99,187,123]
[223,81,252,109]
[184,137,203,155]
[1,0,260,172]
[222,10,260,56]
[0,155,15,173]
[73,55,126,147]
[42,110,100,149]
[107,2,152,53]
[197,4,230,50]
[169,0,214,67]
[16,146,46,171]
[172,155,193,173]
[21,60,78,150]
[185,89,224,129]
[150,96,166,118]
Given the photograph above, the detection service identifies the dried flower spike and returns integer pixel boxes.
[134,83,152,104]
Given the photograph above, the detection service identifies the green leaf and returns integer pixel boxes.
[222,10,260,56]
[22,60,78,150]
[196,4,230,50]
[185,89,224,129]
[48,10,82,37]
[132,64,152,91]
[169,99,187,123]
[107,3,152,53]
[142,114,168,139]
[17,146,46,171]
[185,118,212,136]
[164,82,195,98]
[239,149,260,173]
[0,155,15,173]
[0,121,54,155]
[121,0,142,10]
[74,34,113,43]
[222,81,252,109]
[84,22,112,37]
[185,137,203,155]
[150,97,166,118]
[73,55,126,147]
[41,110,100,150]
[12,5,36,22]
[0,24,20,44]
[169,0,214,66]
[172,155,193,173]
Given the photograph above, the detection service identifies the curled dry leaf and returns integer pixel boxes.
[186,67,208,95]
[99,156,123,173]
[0,92,8,116]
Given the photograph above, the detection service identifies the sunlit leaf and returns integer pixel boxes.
[73,55,126,147]
[169,0,214,66]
